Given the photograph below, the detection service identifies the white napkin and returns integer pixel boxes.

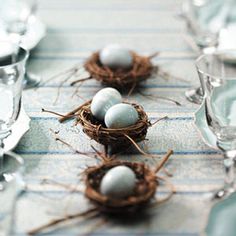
[0,16,46,50]
[196,0,235,33]
[218,25,236,50]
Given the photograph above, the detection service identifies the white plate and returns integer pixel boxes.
[194,103,217,149]
[0,15,46,51]
[3,108,31,152]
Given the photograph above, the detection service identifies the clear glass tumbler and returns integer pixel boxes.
[0,41,28,143]
[196,52,236,199]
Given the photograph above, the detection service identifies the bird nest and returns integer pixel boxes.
[83,51,155,90]
[85,160,157,213]
[59,100,150,149]
[27,150,174,235]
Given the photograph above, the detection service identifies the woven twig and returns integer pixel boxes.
[63,100,150,148]
[27,150,174,235]
[84,150,173,212]
[82,51,154,89]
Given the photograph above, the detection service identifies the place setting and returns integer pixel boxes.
[0,41,29,235]
[192,49,236,236]
[181,1,236,234]
[0,0,46,159]
[0,1,46,234]
[182,0,236,105]
[182,0,236,198]
[0,0,46,153]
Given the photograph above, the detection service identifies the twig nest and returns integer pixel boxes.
[76,100,150,147]
[84,49,155,89]
[85,161,157,212]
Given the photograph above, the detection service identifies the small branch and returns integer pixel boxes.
[41,64,81,87]
[90,145,115,163]
[157,175,176,194]
[49,129,96,160]
[42,108,75,119]
[123,134,155,158]
[138,90,182,106]
[70,76,93,86]
[148,51,159,59]
[71,82,84,99]
[154,150,173,173]
[151,116,168,126]
[162,167,173,177]
[149,175,176,207]
[41,179,83,193]
[28,208,98,235]
[53,69,77,105]
[127,81,137,97]
[55,136,94,158]
[156,95,182,106]
[157,67,190,84]
[59,102,88,123]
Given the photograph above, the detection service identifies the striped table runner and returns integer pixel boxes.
[14,0,221,235]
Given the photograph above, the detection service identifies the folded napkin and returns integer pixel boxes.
[194,0,235,33]
[0,16,45,50]
[206,192,236,236]
[218,24,236,50]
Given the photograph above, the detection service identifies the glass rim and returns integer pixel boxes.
[195,51,236,81]
[0,41,29,69]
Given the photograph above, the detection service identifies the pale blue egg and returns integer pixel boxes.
[91,87,122,121]
[100,165,136,198]
[104,103,139,128]
[99,44,133,69]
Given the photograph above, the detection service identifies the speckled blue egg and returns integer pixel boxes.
[104,103,139,128]
[91,87,122,121]
[99,44,133,69]
[100,165,136,198]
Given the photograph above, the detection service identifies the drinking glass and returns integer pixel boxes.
[183,0,227,104]
[0,152,24,235]
[0,41,27,235]
[0,0,40,88]
[184,0,221,48]
[196,52,236,199]
[0,41,28,144]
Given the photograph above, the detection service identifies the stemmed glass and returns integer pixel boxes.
[196,52,236,199]
[0,41,28,235]
[0,40,28,156]
[183,0,228,104]
[0,0,40,88]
